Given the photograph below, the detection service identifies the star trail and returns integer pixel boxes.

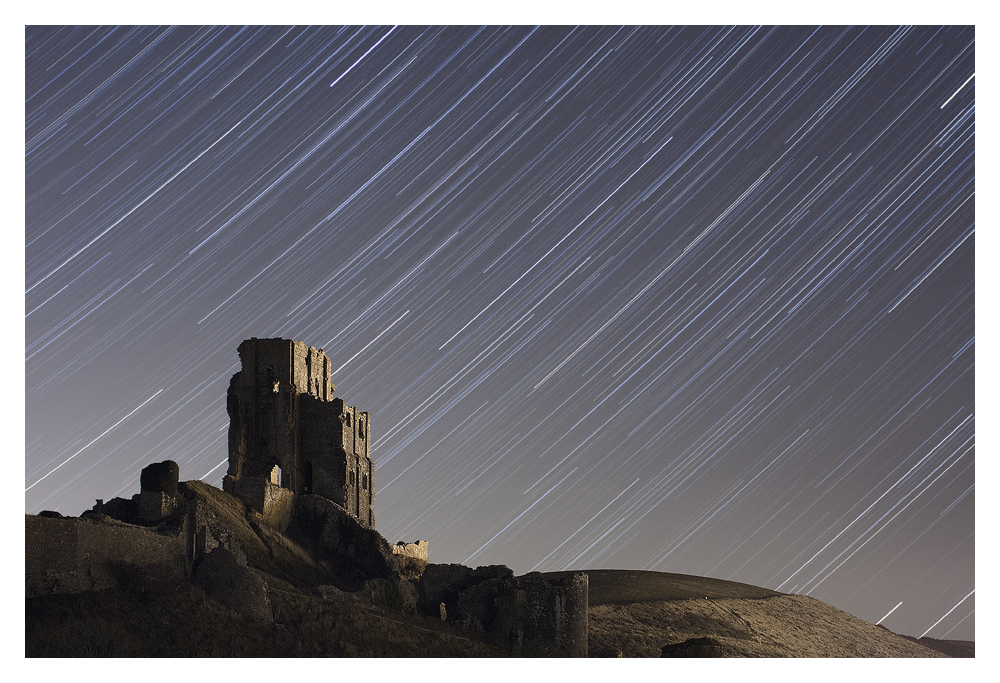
[25,25,974,641]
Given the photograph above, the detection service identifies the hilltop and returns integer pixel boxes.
[25,474,969,658]
[566,570,965,658]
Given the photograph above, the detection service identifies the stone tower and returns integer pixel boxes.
[223,337,374,526]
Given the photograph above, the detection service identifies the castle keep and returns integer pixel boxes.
[223,337,374,526]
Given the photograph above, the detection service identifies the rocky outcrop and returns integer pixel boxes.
[661,636,725,657]
[192,547,272,622]
[284,493,399,591]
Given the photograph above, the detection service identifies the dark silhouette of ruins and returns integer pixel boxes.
[25,336,589,657]
[224,337,374,526]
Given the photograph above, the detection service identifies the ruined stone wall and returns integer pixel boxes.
[230,477,296,533]
[291,340,334,400]
[391,540,429,562]
[224,337,373,527]
[416,564,589,657]
[226,339,330,491]
[25,514,188,596]
[354,410,373,526]
[233,337,331,401]
[298,395,374,526]
[225,367,297,486]
[298,396,346,505]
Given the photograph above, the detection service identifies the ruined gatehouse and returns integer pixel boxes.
[223,337,374,526]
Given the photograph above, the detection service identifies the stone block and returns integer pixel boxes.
[231,477,296,532]
[417,563,514,617]
[391,540,428,561]
[416,565,587,657]
[140,460,179,496]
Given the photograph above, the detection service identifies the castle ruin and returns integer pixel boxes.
[223,337,374,526]
[26,336,589,656]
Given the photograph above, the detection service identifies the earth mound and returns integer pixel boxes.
[554,569,956,658]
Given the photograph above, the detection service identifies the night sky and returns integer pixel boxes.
[25,25,974,641]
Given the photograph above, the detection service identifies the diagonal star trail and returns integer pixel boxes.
[25,25,974,641]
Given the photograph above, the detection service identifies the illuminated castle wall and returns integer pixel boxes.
[223,337,374,526]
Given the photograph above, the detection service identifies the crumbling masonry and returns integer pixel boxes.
[26,336,588,656]
[223,337,374,526]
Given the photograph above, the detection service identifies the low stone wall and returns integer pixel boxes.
[25,514,188,597]
[391,540,428,562]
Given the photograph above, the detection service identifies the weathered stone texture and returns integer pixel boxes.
[416,564,588,657]
[460,571,588,656]
[230,476,296,533]
[298,395,374,525]
[224,338,374,527]
[140,460,179,495]
[392,540,429,562]
[92,496,138,522]
[138,489,179,524]
[285,493,398,591]
[25,514,187,596]
[136,460,183,523]
[417,564,514,617]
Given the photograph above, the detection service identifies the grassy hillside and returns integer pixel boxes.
[26,577,505,657]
